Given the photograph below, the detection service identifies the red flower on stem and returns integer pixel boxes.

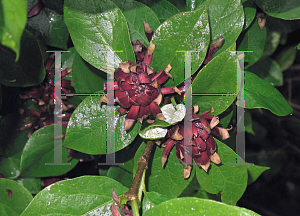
[161,106,231,178]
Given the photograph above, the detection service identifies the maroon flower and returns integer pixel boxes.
[161,106,231,178]
[100,43,182,131]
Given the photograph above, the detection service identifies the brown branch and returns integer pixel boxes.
[122,141,154,202]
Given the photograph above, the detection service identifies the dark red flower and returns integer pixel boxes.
[161,106,231,178]
[100,43,181,131]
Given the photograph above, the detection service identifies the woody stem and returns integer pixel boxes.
[122,141,154,202]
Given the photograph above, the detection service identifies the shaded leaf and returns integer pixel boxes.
[260,29,281,59]
[72,53,107,94]
[138,0,180,23]
[273,46,297,71]
[246,164,269,185]
[247,57,283,86]
[64,0,135,71]
[16,178,41,194]
[196,139,248,205]
[63,97,141,154]
[26,2,69,50]
[21,176,129,216]
[0,178,33,215]
[0,0,27,60]
[244,109,255,135]
[151,6,210,87]
[0,152,22,179]
[0,30,45,87]
[20,125,78,177]
[107,165,132,188]
[144,197,260,215]
[111,0,160,46]
[244,71,293,116]
[255,0,300,20]
[238,20,267,68]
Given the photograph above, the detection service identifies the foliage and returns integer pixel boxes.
[0,0,299,215]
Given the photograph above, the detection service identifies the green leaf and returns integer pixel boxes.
[134,142,195,197]
[196,139,248,205]
[72,53,107,94]
[107,165,133,188]
[151,6,210,87]
[244,109,255,135]
[273,46,297,71]
[142,191,174,214]
[0,0,27,60]
[63,97,141,154]
[0,152,22,179]
[238,20,267,68]
[246,164,269,185]
[26,2,69,50]
[21,176,129,216]
[297,43,300,49]
[242,0,257,30]
[0,113,29,157]
[139,104,186,139]
[201,0,244,56]
[186,0,206,11]
[247,57,283,86]
[144,197,260,215]
[64,0,135,71]
[192,45,238,115]
[138,0,180,23]
[20,125,78,177]
[16,178,41,194]
[244,71,293,116]
[255,0,300,20]
[0,178,33,215]
[62,47,77,71]
[261,29,281,59]
[111,0,160,46]
[0,30,45,87]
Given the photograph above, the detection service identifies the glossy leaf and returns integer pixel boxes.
[138,0,180,23]
[0,178,33,215]
[273,46,297,71]
[144,197,260,216]
[16,178,41,194]
[246,164,269,185]
[21,176,129,216]
[238,20,267,68]
[247,57,283,86]
[151,6,210,87]
[63,97,141,154]
[72,53,107,94]
[186,0,205,11]
[201,0,244,56]
[20,125,78,177]
[242,0,256,30]
[196,139,248,205]
[192,45,238,115]
[64,0,135,71]
[26,1,69,50]
[62,47,77,71]
[0,0,27,60]
[139,104,186,139]
[0,30,45,87]
[134,142,195,197]
[244,71,293,116]
[142,191,174,214]
[255,0,300,20]
[111,0,160,46]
